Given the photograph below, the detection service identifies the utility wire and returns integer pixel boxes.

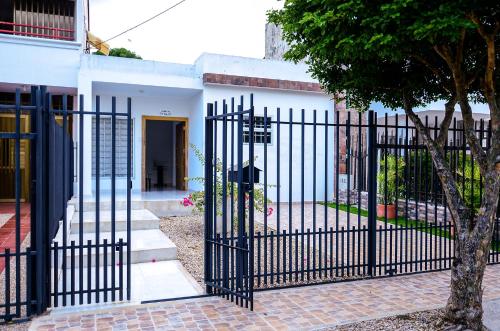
[89,0,188,49]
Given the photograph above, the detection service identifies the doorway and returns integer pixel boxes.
[142,116,188,192]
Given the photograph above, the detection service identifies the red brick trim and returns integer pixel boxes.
[203,73,323,93]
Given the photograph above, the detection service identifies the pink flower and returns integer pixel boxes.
[267,207,274,217]
[182,197,194,207]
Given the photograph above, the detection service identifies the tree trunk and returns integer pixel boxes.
[445,232,489,330]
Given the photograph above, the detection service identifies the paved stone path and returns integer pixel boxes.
[30,264,500,330]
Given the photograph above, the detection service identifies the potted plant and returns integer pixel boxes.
[377,154,405,219]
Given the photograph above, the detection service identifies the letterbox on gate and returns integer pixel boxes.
[228,164,261,184]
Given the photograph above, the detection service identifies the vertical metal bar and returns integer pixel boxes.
[78,95,84,305]
[53,243,58,307]
[276,108,281,283]
[288,108,293,282]
[62,94,68,307]
[111,97,116,301]
[126,98,132,300]
[103,239,108,302]
[222,100,229,297]
[119,239,124,301]
[357,112,362,275]
[263,107,268,285]
[248,94,255,310]
[324,110,329,278]
[300,109,305,281]
[70,241,75,306]
[14,89,21,314]
[204,103,214,294]
[34,86,46,314]
[213,102,218,294]
[335,111,340,277]
[236,99,244,305]
[346,112,351,276]
[230,99,235,300]
[367,111,377,276]
[5,249,11,321]
[312,110,317,279]
[95,95,100,303]
[394,114,399,274]
[87,240,91,304]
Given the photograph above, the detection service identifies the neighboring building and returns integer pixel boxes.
[377,110,491,147]
[0,1,336,203]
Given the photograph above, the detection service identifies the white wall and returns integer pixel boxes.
[85,88,203,194]
[0,36,81,88]
[196,53,316,83]
[203,85,335,202]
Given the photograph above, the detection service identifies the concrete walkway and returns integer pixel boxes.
[30,264,500,330]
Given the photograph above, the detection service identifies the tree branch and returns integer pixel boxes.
[412,55,452,93]
[468,12,499,123]
[434,38,490,176]
[402,94,468,233]
[436,96,457,149]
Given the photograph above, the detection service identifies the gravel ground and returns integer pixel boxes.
[159,214,350,290]
[160,214,205,286]
[329,309,452,331]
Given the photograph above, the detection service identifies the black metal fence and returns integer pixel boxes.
[0,87,132,323]
[204,95,500,303]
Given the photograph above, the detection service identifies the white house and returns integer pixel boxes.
[0,0,335,204]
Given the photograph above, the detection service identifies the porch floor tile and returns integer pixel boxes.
[0,202,30,272]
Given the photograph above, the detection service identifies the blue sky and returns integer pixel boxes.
[90,0,490,115]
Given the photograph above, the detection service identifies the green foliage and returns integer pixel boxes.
[94,47,142,59]
[268,0,494,110]
[455,155,482,211]
[377,155,405,204]
[184,144,273,218]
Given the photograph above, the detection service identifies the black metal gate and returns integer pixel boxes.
[204,96,255,309]
[0,86,132,323]
[204,94,499,298]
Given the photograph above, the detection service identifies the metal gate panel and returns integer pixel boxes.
[49,94,132,307]
[204,96,255,310]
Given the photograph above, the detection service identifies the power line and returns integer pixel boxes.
[90,0,188,49]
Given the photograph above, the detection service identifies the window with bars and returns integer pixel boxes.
[243,116,272,144]
[92,117,133,177]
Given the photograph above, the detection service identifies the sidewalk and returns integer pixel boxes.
[30,264,500,330]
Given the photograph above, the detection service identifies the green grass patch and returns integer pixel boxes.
[322,202,454,239]
[321,202,500,252]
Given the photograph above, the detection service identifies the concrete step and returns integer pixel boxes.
[60,229,177,267]
[70,209,159,233]
[70,199,192,216]
[50,260,204,310]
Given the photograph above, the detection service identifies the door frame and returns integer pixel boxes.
[141,116,189,191]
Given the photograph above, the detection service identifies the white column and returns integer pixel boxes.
[76,75,93,199]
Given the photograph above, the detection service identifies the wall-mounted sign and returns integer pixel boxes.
[160,109,172,116]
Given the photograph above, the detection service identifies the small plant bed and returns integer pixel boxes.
[323,202,500,252]
[330,309,450,331]
[323,202,453,239]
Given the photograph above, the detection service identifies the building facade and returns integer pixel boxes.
[0,1,335,203]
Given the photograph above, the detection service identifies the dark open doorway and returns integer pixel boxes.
[142,117,188,192]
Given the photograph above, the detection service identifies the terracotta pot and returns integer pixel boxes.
[377,204,396,219]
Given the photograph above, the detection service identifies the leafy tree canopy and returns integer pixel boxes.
[268,0,498,111]
[94,47,142,59]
